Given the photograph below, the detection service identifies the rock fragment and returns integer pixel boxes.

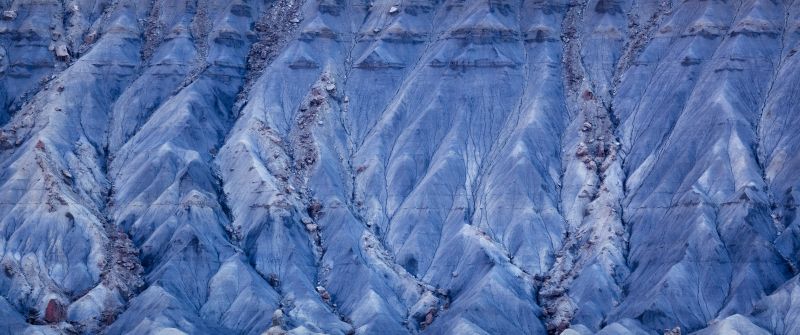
[44,299,65,324]
[265,309,287,334]
[316,286,331,301]
[305,223,318,232]
[55,44,70,61]
[2,10,16,20]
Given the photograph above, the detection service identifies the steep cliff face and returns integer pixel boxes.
[0,0,799,334]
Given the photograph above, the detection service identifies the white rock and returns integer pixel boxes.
[2,10,16,20]
[55,44,70,59]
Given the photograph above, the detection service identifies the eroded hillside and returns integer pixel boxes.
[0,0,799,334]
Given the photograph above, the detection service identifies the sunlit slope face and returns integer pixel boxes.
[0,0,799,334]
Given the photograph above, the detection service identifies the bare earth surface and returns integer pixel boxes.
[1,0,799,334]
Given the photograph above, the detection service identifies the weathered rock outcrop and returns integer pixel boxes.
[1,0,799,334]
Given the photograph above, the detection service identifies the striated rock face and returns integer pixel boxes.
[0,0,799,334]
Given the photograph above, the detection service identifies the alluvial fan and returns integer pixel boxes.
[0,0,799,334]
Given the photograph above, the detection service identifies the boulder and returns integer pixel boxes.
[55,44,70,61]
[44,299,65,324]
[1,10,16,20]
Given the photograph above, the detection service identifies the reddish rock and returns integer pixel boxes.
[44,299,65,324]
[420,308,436,329]
[581,89,594,101]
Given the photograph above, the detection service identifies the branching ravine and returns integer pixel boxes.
[539,0,644,332]
[305,70,449,333]
[69,4,155,329]
[6,0,800,334]
[611,0,672,94]
[455,0,544,301]
[333,5,458,332]
[103,1,303,330]
[258,73,357,332]
[467,1,530,238]
[233,0,303,117]
[756,1,795,249]
[140,0,164,62]
[173,0,212,94]
[218,0,305,245]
